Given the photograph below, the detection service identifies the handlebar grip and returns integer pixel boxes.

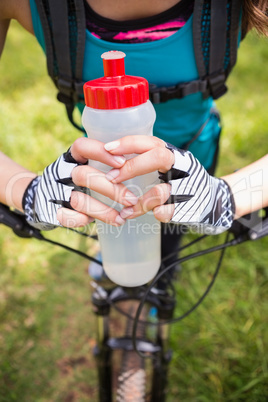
[0,203,43,239]
[0,203,23,229]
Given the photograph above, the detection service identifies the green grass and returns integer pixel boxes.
[0,21,268,401]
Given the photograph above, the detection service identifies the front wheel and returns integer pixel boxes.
[116,302,147,402]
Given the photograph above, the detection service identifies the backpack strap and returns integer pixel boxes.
[35,0,243,113]
[229,0,244,73]
[193,0,229,100]
[35,0,86,131]
[149,0,243,104]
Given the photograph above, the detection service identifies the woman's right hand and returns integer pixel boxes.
[22,137,138,230]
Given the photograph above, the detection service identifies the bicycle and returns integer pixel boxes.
[0,202,267,401]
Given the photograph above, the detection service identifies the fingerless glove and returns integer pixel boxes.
[22,149,87,230]
[160,144,235,234]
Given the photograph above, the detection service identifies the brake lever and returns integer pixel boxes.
[248,217,268,240]
[229,208,268,242]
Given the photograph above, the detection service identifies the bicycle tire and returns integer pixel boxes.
[115,302,148,402]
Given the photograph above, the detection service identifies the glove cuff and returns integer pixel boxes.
[219,178,236,220]
[22,176,56,230]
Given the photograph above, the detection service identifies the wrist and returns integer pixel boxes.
[0,152,38,211]
[221,155,268,219]
[221,173,258,219]
[5,173,38,212]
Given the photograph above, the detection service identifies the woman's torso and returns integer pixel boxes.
[29,0,221,169]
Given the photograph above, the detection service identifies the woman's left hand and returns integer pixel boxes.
[105,135,235,234]
[104,135,175,222]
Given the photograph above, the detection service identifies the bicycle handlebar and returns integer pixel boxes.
[0,203,43,240]
[1,202,268,246]
[229,208,268,242]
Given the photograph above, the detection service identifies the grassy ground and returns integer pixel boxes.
[0,21,267,401]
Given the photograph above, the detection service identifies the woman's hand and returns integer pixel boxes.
[22,137,139,230]
[104,136,235,234]
[104,135,175,222]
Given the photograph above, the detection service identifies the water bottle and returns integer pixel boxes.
[82,51,161,287]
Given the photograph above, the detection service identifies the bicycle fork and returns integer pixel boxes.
[91,283,175,402]
[91,283,112,402]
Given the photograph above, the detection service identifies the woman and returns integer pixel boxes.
[0,0,267,235]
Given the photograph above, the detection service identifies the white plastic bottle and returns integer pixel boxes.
[82,51,161,287]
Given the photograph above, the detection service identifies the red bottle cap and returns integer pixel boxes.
[83,51,149,109]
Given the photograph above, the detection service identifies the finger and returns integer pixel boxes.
[70,191,126,226]
[104,135,165,155]
[106,147,174,184]
[57,207,94,228]
[153,204,175,223]
[72,165,138,206]
[70,137,126,168]
[120,183,171,219]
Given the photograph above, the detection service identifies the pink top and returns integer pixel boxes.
[84,0,194,43]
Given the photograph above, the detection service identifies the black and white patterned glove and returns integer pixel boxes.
[22,149,87,230]
[159,144,235,235]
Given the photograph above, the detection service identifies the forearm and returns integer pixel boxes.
[0,152,37,211]
[222,154,268,219]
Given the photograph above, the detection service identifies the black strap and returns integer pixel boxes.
[229,0,243,74]
[192,0,206,79]
[149,79,207,104]
[206,0,228,99]
[35,0,243,110]
[34,0,55,80]
[74,0,86,82]
[149,0,243,103]
[35,0,86,131]
[210,0,228,74]
[48,0,72,91]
